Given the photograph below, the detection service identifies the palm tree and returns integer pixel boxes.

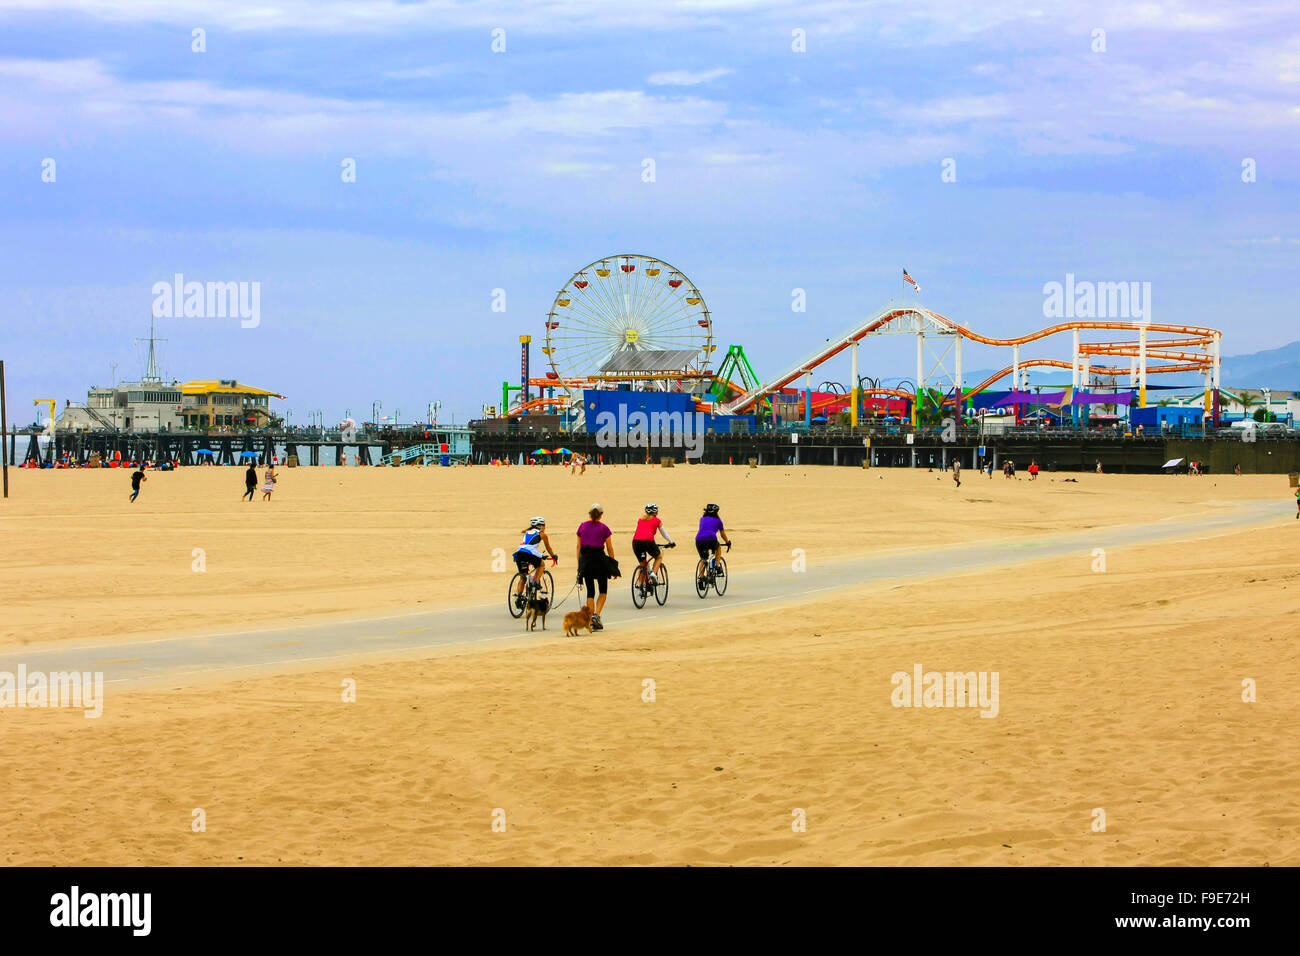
[1238,392,1260,421]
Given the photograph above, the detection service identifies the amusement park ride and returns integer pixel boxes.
[501,254,1224,428]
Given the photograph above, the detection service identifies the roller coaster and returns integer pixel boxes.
[717,307,1222,425]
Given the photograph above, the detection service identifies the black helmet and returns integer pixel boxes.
[644,503,658,515]
[704,503,720,515]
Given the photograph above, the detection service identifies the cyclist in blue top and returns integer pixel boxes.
[513,517,558,607]
[695,503,731,576]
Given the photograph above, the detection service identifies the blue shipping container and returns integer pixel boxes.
[583,389,694,433]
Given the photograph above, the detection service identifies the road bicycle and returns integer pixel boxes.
[508,561,555,619]
[631,542,674,608]
[694,541,731,598]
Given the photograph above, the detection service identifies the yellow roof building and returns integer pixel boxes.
[182,380,285,398]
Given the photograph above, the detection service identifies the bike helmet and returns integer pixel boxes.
[704,503,720,515]
[529,516,546,528]
[645,503,659,515]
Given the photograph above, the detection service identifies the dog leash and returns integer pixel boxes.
[548,577,581,612]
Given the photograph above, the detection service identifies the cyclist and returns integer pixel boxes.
[632,504,675,585]
[695,503,731,582]
[512,517,557,608]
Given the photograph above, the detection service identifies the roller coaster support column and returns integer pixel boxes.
[1071,330,1080,388]
[850,342,859,427]
[954,332,963,416]
[804,371,812,431]
[1012,344,1020,390]
[1206,332,1216,421]
[914,331,924,425]
[1138,326,1148,407]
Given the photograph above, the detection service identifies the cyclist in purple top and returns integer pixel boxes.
[694,503,731,578]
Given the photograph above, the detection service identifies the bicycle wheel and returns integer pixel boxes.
[539,570,554,602]
[713,556,728,595]
[507,571,526,618]
[654,563,669,605]
[695,560,709,598]
[631,565,648,608]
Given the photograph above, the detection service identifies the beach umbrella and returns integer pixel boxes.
[239,451,260,458]
[531,448,550,455]
[554,447,572,454]
[196,449,215,456]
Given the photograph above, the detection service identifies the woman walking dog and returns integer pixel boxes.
[576,503,618,630]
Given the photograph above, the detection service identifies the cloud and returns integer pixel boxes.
[384,65,462,80]
[648,68,733,86]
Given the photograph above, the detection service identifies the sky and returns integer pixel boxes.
[1,0,1298,425]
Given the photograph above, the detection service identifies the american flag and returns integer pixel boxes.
[903,269,920,293]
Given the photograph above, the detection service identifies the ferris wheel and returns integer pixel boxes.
[543,254,714,397]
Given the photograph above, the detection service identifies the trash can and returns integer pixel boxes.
[440,455,450,467]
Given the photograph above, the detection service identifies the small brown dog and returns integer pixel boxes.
[525,594,549,631]
[562,605,593,636]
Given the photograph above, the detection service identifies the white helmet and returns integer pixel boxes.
[529,516,546,528]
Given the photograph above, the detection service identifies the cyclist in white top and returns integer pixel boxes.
[512,517,557,603]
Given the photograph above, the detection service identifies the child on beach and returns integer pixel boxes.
[261,465,277,501]
[129,467,146,503]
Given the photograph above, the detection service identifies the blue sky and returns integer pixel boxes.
[1,0,1298,424]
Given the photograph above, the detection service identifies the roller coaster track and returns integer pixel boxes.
[718,307,1220,415]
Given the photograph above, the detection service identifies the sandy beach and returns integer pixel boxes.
[1,465,1297,865]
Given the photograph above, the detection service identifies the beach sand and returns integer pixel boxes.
[0,465,1297,865]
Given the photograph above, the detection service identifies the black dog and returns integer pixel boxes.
[525,594,550,630]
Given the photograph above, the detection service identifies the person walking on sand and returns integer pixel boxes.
[261,464,278,501]
[1235,462,1242,476]
[1028,460,1040,480]
[952,458,961,488]
[1295,486,1299,520]
[242,463,258,501]
[129,466,146,503]
[576,504,616,631]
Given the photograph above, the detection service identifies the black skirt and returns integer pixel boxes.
[579,546,608,581]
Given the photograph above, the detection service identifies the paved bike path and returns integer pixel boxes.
[0,500,1283,689]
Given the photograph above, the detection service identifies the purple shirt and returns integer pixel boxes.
[577,520,611,548]
[696,515,725,541]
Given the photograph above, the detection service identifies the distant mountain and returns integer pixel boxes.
[1219,340,1300,391]
[960,341,1300,392]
